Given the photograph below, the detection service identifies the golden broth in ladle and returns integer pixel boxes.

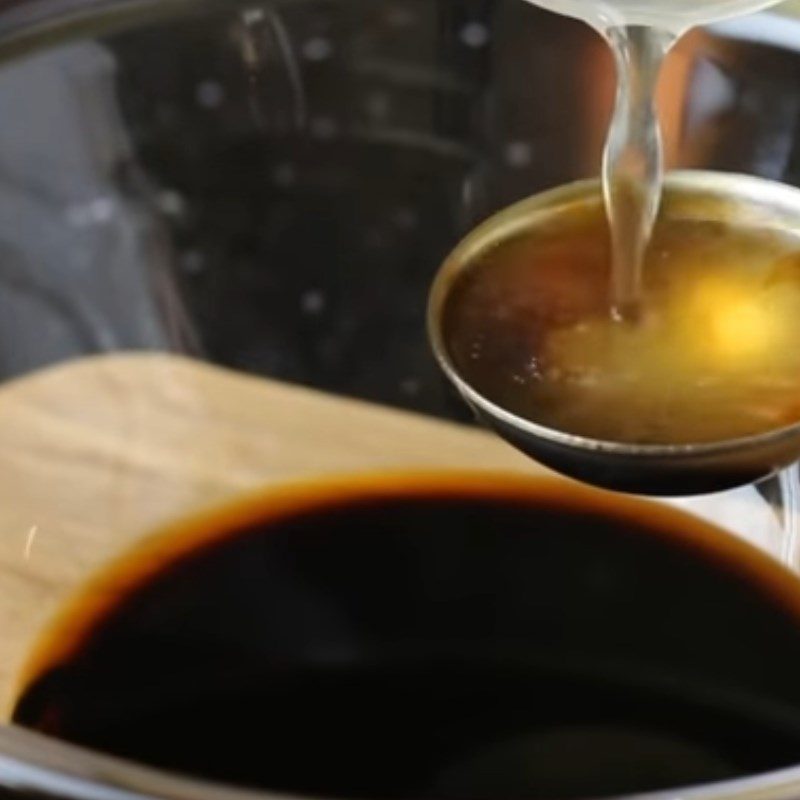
[443,202,800,445]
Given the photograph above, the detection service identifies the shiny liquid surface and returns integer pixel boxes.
[13,476,800,799]
[443,204,800,445]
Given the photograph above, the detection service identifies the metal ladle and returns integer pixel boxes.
[428,171,800,496]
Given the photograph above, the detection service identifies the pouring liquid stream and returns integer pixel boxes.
[524,0,782,321]
[603,25,672,321]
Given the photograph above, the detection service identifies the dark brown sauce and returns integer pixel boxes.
[443,203,800,444]
[13,473,800,800]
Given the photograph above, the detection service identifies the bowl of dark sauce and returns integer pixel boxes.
[13,472,800,800]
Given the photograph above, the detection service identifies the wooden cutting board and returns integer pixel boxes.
[0,352,539,713]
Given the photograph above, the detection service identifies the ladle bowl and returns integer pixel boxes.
[428,171,800,496]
